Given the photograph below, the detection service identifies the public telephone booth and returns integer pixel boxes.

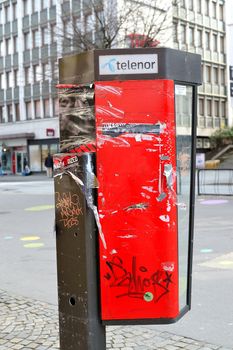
[54,48,202,349]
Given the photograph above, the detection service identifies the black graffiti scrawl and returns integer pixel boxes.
[58,86,95,152]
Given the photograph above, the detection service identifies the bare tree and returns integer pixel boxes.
[56,0,174,54]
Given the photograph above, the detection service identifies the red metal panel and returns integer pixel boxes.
[95,80,178,321]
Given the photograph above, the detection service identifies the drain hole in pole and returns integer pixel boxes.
[69,296,76,306]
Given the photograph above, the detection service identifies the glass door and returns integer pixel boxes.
[175,84,195,311]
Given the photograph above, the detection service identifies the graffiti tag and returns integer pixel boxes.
[56,192,82,229]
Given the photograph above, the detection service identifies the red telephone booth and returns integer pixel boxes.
[55,47,202,349]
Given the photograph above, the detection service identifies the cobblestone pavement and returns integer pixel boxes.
[0,289,232,350]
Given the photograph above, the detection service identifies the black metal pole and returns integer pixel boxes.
[54,153,106,350]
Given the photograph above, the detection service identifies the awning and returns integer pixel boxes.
[0,133,35,141]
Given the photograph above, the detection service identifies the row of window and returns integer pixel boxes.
[199,98,226,118]
[173,23,225,52]
[176,0,224,20]
[0,0,56,24]
[0,61,58,89]
[202,64,225,85]
[0,23,56,56]
[0,98,58,123]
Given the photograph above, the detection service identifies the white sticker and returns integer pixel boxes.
[175,85,187,96]
[99,54,158,75]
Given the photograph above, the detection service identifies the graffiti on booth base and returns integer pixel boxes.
[58,86,95,152]
[55,192,82,229]
[104,256,174,303]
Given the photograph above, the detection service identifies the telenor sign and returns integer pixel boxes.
[99,54,158,75]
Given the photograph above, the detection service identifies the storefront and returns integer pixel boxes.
[28,138,59,172]
[0,134,59,174]
[0,133,33,175]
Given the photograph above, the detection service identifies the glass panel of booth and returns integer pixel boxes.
[175,84,193,310]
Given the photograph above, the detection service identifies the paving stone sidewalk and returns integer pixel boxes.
[0,290,231,350]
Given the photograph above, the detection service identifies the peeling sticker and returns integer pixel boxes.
[142,186,155,193]
[124,203,149,211]
[135,134,142,142]
[156,192,167,202]
[141,192,151,199]
[64,170,107,249]
[162,262,175,272]
[160,155,170,160]
[164,164,173,188]
[146,148,157,152]
[159,215,170,223]
[117,235,136,239]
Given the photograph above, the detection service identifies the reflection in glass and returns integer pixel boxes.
[175,85,193,310]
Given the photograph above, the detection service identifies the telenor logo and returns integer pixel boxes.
[99,54,158,75]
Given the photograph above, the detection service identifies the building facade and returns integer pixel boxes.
[0,0,229,173]
[172,0,227,152]
[0,0,60,174]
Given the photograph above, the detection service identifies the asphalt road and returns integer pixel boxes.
[0,179,233,348]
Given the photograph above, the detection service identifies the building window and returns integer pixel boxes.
[24,32,30,50]
[0,106,4,123]
[221,101,226,118]
[0,73,3,89]
[197,29,202,47]
[220,36,224,53]
[6,71,13,88]
[213,33,218,51]
[13,3,17,20]
[199,98,204,116]
[6,38,12,55]
[51,61,58,79]
[5,5,10,23]
[180,24,186,44]
[173,22,178,42]
[205,0,209,16]
[34,100,41,118]
[197,0,202,13]
[206,65,211,83]
[14,69,19,87]
[51,24,56,43]
[23,0,29,16]
[220,68,225,85]
[43,99,50,117]
[189,27,194,46]
[7,104,13,122]
[26,101,32,120]
[42,63,49,80]
[15,103,20,121]
[42,27,49,45]
[205,32,210,50]
[13,36,18,53]
[32,29,40,48]
[53,98,58,116]
[213,67,218,84]
[214,100,219,117]
[207,99,212,116]
[0,40,3,56]
[33,65,40,82]
[219,4,224,21]
[212,1,216,19]
[25,67,30,84]
[188,0,193,10]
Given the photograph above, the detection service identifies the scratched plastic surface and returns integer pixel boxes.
[95,80,179,321]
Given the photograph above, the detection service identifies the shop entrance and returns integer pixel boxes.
[15,152,27,174]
